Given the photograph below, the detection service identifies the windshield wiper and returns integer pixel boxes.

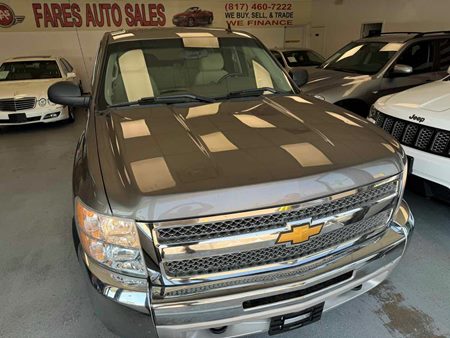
[222,87,283,99]
[109,93,214,108]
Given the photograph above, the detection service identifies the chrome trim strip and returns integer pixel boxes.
[152,174,400,229]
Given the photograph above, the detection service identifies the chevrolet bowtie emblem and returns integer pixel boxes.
[276,222,323,245]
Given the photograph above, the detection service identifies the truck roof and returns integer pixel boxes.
[105,27,254,44]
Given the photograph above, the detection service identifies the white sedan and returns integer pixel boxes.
[368,70,450,199]
[0,56,81,125]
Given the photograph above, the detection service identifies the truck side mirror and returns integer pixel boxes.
[48,81,90,107]
[291,69,309,87]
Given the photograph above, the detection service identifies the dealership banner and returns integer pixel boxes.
[0,0,310,31]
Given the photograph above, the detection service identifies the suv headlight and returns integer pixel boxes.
[75,198,147,277]
[367,105,380,124]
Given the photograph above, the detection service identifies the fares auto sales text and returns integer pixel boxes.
[32,2,166,28]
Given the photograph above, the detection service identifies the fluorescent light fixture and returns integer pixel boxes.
[200,132,238,152]
[281,143,332,167]
[177,32,219,48]
[119,49,154,101]
[326,111,362,127]
[120,119,151,139]
[288,96,312,104]
[130,157,176,192]
[380,43,404,52]
[112,33,135,40]
[234,114,275,128]
[336,45,363,62]
[252,60,273,88]
[186,103,220,119]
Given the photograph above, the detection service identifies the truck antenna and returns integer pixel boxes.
[226,22,232,33]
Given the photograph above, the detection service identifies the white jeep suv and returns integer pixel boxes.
[0,56,81,125]
[369,71,450,198]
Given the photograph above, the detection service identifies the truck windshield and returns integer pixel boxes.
[99,36,294,109]
[0,61,61,81]
[320,41,402,75]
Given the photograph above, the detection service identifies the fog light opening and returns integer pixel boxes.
[210,326,227,334]
[44,112,60,119]
[352,284,363,291]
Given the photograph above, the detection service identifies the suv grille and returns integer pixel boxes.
[156,180,397,244]
[374,111,450,157]
[0,97,36,112]
[164,210,391,277]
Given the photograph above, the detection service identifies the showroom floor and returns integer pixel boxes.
[0,110,449,338]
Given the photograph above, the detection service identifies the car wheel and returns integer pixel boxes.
[188,18,195,27]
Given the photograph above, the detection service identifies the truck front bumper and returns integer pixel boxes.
[78,200,414,338]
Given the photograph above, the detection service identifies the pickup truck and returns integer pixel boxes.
[48,28,414,338]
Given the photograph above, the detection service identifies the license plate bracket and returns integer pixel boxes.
[8,113,27,123]
[269,302,324,335]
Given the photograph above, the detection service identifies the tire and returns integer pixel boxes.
[188,17,195,27]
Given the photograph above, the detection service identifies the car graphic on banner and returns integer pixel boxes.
[0,3,25,28]
[172,6,213,27]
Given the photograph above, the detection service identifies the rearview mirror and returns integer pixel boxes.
[66,72,77,79]
[48,81,90,107]
[291,69,309,87]
[392,64,413,75]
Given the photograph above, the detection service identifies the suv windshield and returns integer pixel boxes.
[0,61,61,81]
[283,50,324,67]
[321,41,402,74]
[100,37,294,109]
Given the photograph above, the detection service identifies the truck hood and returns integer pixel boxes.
[302,68,372,99]
[95,95,403,220]
[0,78,62,99]
[381,79,450,112]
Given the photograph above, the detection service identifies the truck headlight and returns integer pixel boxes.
[75,198,147,277]
[367,105,380,124]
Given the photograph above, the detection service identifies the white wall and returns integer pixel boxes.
[311,0,450,57]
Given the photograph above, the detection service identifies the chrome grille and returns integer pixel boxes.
[156,180,398,244]
[0,97,36,112]
[164,210,391,277]
[375,111,450,157]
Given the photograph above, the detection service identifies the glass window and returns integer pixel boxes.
[322,41,400,75]
[100,37,294,109]
[396,41,435,74]
[271,51,285,65]
[282,50,324,67]
[438,39,450,71]
[0,60,61,81]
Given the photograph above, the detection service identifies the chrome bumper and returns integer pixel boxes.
[78,200,414,338]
